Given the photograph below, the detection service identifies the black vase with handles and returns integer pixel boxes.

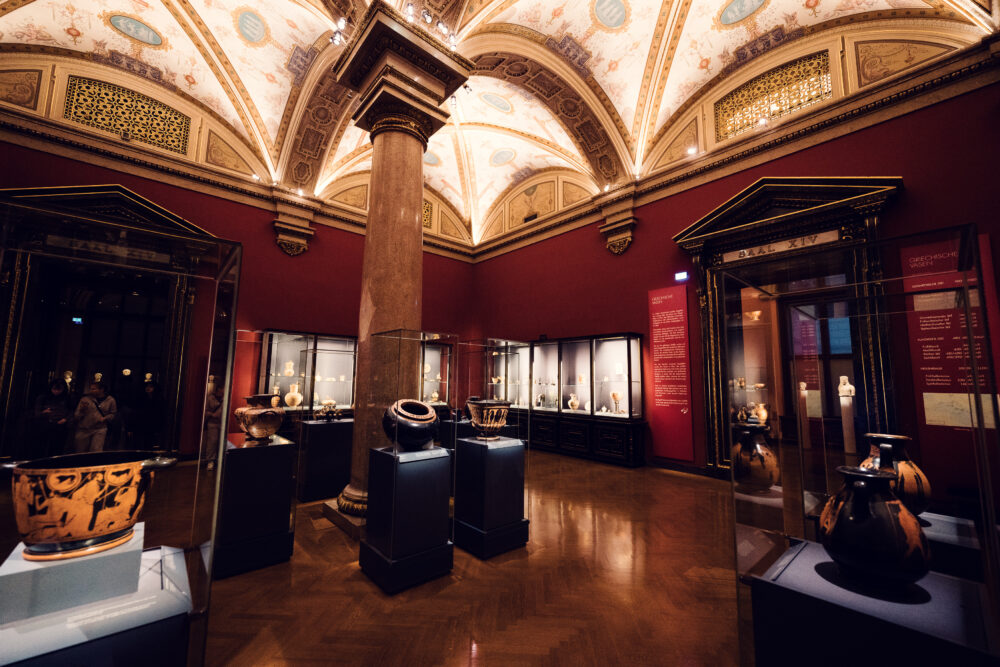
[382,399,439,451]
[859,433,931,516]
[819,444,930,585]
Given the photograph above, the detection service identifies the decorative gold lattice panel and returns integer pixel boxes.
[422,200,433,229]
[63,75,190,154]
[714,51,832,142]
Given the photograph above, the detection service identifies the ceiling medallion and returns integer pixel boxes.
[233,7,271,47]
[480,92,513,113]
[714,0,771,30]
[591,0,631,33]
[490,148,515,166]
[424,151,441,165]
[102,13,168,51]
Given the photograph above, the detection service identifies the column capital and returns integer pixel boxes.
[332,1,471,143]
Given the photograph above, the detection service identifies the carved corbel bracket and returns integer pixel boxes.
[598,186,637,255]
[274,199,315,256]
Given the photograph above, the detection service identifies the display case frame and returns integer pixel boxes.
[0,185,241,665]
[256,330,357,418]
[717,224,1000,661]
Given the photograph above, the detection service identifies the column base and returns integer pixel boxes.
[454,519,529,560]
[322,501,365,540]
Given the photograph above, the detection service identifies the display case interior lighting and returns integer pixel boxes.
[675,271,689,282]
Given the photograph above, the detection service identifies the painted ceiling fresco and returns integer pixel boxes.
[0,0,989,242]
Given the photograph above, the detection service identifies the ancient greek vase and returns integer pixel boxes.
[283,361,295,377]
[819,446,930,584]
[466,399,510,440]
[860,433,931,515]
[284,383,303,408]
[6,451,176,561]
[731,422,780,493]
[861,433,931,514]
[610,390,623,414]
[234,394,285,443]
[382,399,439,450]
[567,394,580,410]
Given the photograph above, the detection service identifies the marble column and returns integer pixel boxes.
[322,2,470,534]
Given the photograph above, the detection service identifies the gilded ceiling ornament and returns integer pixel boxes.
[232,7,272,47]
[101,12,169,57]
[591,0,631,33]
[713,0,772,30]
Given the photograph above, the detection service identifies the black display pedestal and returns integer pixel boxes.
[751,541,998,666]
[214,436,295,579]
[454,436,529,559]
[359,446,453,594]
[294,418,353,502]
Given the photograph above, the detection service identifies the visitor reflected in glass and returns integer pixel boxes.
[202,383,224,470]
[73,381,117,453]
[31,380,73,457]
[129,381,166,451]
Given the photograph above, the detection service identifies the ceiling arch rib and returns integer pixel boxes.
[465,52,628,187]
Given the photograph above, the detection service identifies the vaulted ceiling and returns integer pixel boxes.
[0,0,993,242]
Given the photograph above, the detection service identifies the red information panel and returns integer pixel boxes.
[648,285,693,461]
[902,237,995,430]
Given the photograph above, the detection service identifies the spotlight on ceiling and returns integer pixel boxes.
[686,146,696,155]
[252,174,260,180]
[405,3,414,21]
[449,95,457,106]
[437,21,449,35]
[297,188,304,196]
[421,9,432,23]
[603,184,610,192]
[331,32,343,46]
[337,17,347,30]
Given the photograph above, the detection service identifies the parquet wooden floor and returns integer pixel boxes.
[205,450,739,666]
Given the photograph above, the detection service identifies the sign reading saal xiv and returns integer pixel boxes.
[722,230,839,263]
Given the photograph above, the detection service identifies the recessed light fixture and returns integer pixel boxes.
[757,117,768,126]
[603,184,610,192]
[437,21,448,35]
[421,9,432,23]
[297,188,304,196]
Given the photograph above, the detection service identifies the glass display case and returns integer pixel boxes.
[526,333,644,466]
[561,339,591,415]
[420,340,452,408]
[532,341,559,412]
[0,186,239,664]
[509,343,532,409]
[720,226,1000,661]
[257,331,357,415]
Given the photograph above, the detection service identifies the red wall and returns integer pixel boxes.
[472,82,1000,468]
[2,81,997,467]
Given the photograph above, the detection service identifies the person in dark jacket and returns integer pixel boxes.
[32,380,73,457]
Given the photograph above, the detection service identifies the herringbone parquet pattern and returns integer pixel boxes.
[205,451,738,666]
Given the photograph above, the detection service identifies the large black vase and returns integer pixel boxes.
[731,422,780,493]
[382,399,439,451]
[819,446,930,585]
